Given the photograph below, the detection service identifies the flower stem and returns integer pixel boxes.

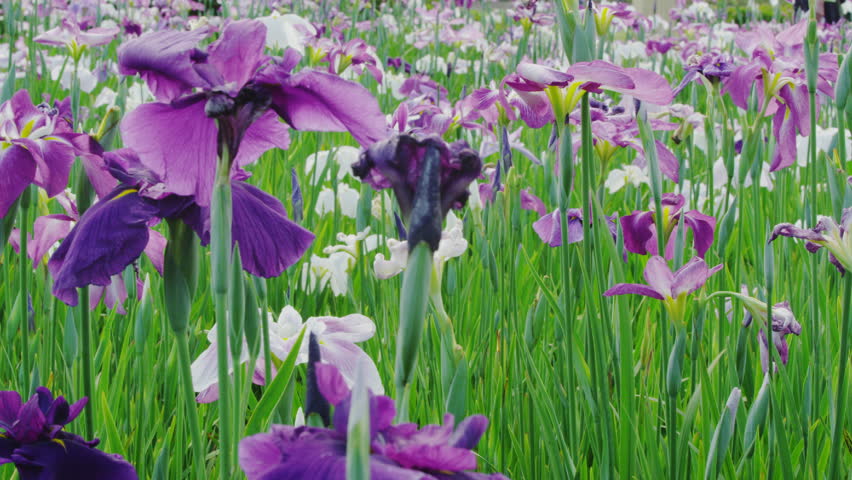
[826,273,852,479]
[80,285,94,439]
[211,158,234,478]
[175,330,206,479]
[18,186,31,388]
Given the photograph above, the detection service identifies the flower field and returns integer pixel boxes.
[0,0,851,478]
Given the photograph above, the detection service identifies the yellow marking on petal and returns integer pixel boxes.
[112,189,139,201]
[20,119,36,138]
[1,141,10,149]
[51,438,68,451]
[0,432,8,438]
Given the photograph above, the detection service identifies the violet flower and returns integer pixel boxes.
[48,148,313,306]
[0,387,138,480]
[239,363,508,480]
[620,193,716,260]
[0,90,99,218]
[769,208,852,274]
[519,189,617,247]
[10,190,164,313]
[34,18,119,53]
[351,134,482,220]
[604,256,722,323]
[118,20,386,207]
[505,60,674,128]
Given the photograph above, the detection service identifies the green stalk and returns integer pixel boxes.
[826,273,852,479]
[558,125,576,447]
[80,285,94,439]
[175,331,206,479]
[19,186,31,388]
[211,153,234,478]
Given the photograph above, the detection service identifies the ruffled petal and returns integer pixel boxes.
[11,438,138,480]
[0,145,36,218]
[231,181,314,278]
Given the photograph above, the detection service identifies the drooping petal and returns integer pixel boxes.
[620,211,656,256]
[603,283,666,300]
[118,28,211,102]
[48,188,161,306]
[315,363,350,406]
[0,391,23,431]
[12,138,76,199]
[532,210,562,247]
[121,99,218,206]
[319,339,385,395]
[28,214,73,268]
[233,111,291,168]
[10,438,138,480]
[519,188,547,216]
[231,181,314,278]
[259,67,387,147]
[0,145,36,218]
[449,415,488,450]
[683,210,716,258]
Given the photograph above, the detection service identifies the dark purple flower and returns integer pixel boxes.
[769,208,852,274]
[352,134,482,220]
[0,387,138,480]
[0,90,100,218]
[239,363,508,480]
[620,193,716,260]
[119,20,385,207]
[47,148,313,306]
[672,51,736,96]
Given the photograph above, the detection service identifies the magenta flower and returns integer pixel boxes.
[118,20,386,207]
[604,256,722,322]
[239,363,508,480]
[737,296,802,372]
[620,193,716,260]
[0,90,99,218]
[0,387,138,480]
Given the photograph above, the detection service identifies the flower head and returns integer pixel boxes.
[604,256,722,324]
[191,306,383,403]
[735,295,802,373]
[769,208,852,274]
[352,134,481,221]
[620,193,716,260]
[239,363,508,480]
[0,90,99,218]
[0,387,138,479]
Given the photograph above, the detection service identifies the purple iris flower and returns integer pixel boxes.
[673,51,736,96]
[769,208,852,274]
[34,18,119,49]
[48,148,313,306]
[604,256,722,322]
[519,188,618,247]
[118,20,386,207]
[0,90,100,218]
[0,387,138,480]
[10,190,163,313]
[352,134,482,220]
[239,363,508,480]
[505,60,674,128]
[620,193,716,260]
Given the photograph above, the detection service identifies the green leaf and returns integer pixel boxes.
[244,327,306,436]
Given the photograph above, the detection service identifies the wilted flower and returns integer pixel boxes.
[769,208,852,274]
[239,363,508,480]
[0,387,138,479]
